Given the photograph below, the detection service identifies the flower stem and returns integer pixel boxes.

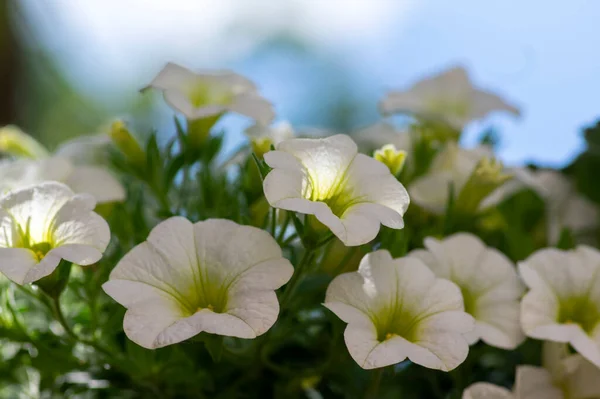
[365,368,384,399]
[50,295,115,359]
[279,249,316,309]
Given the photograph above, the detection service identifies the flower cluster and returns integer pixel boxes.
[0,62,599,398]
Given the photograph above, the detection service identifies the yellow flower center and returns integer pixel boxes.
[558,297,600,333]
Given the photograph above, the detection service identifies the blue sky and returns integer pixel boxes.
[22,0,600,167]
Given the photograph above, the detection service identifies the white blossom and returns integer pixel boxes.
[0,182,110,285]
[410,233,524,349]
[244,121,294,157]
[463,342,600,399]
[380,65,520,130]
[409,143,516,214]
[143,62,274,125]
[102,217,293,349]
[263,134,409,246]
[519,245,600,367]
[324,250,474,370]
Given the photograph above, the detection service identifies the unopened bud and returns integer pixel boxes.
[109,120,145,167]
[373,144,407,176]
[0,125,49,159]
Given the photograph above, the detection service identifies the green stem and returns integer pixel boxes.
[276,211,291,244]
[50,295,115,359]
[270,207,277,237]
[365,368,384,399]
[279,249,316,309]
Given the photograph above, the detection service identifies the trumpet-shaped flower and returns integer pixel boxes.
[463,343,600,399]
[380,66,520,130]
[519,246,600,367]
[532,170,598,244]
[409,143,515,215]
[143,62,274,125]
[0,157,125,204]
[410,233,525,349]
[263,134,410,246]
[352,122,412,154]
[324,250,474,370]
[245,121,294,158]
[102,217,293,349]
[0,182,110,285]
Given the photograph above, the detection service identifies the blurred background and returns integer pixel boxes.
[2,0,599,167]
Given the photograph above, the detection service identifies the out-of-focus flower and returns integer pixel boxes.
[0,157,125,204]
[463,342,600,399]
[352,122,412,153]
[54,133,111,165]
[410,233,524,349]
[380,66,520,130]
[0,182,110,285]
[532,170,597,244]
[409,143,513,215]
[143,62,274,128]
[262,134,409,246]
[519,246,600,367]
[108,120,146,168]
[324,250,474,370]
[102,217,293,349]
[245,121,294,158]
[0,126,49,159]
[373,144,406,176]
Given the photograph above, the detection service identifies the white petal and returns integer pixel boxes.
[0,182,73,244]
[227,92,275,125]
[462,383,514,399]
[475,303,524,349]
[0,248,39,284]
[469,89,520,120]
[54,134,111,164]
[21,252,63,284]
[143,62,198,92]
[408,171,454,214]
[225,290,280,337]
[65,166,125,203]
[514,365,562,399]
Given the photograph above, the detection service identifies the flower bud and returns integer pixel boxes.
[109,120,145,167]
[373,144,407,176]
[0,125,49,159]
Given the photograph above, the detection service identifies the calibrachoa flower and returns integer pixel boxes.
[102,217,293,349]
[0,157,125,204]
[0,182,110,285]
[519,246,600,367]
[352,122,412,153]
[410,233,524,349]
[463,343,600,399]
[263,134,410,246]
[143,62,274,125]
[533,170,598,244]
[324,250,474,370]
[244,121,294,158]
[379,65,520,130]
[409,143,514,215]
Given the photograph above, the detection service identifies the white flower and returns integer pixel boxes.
[324,250,474,370]
[410,233,524,349]
[519,245,600,367]
[463,343,600,399]
[380,65,520,130]
[530,170,597,244]
[263,134,409,246]
[54,133,111,165]
[244,121,294,158]
[0,182,110,285]
[0,157,125,204]
[143,62,274,125]
[352,122,412,153]
[408,143,515,214]
[102,217,293,349]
